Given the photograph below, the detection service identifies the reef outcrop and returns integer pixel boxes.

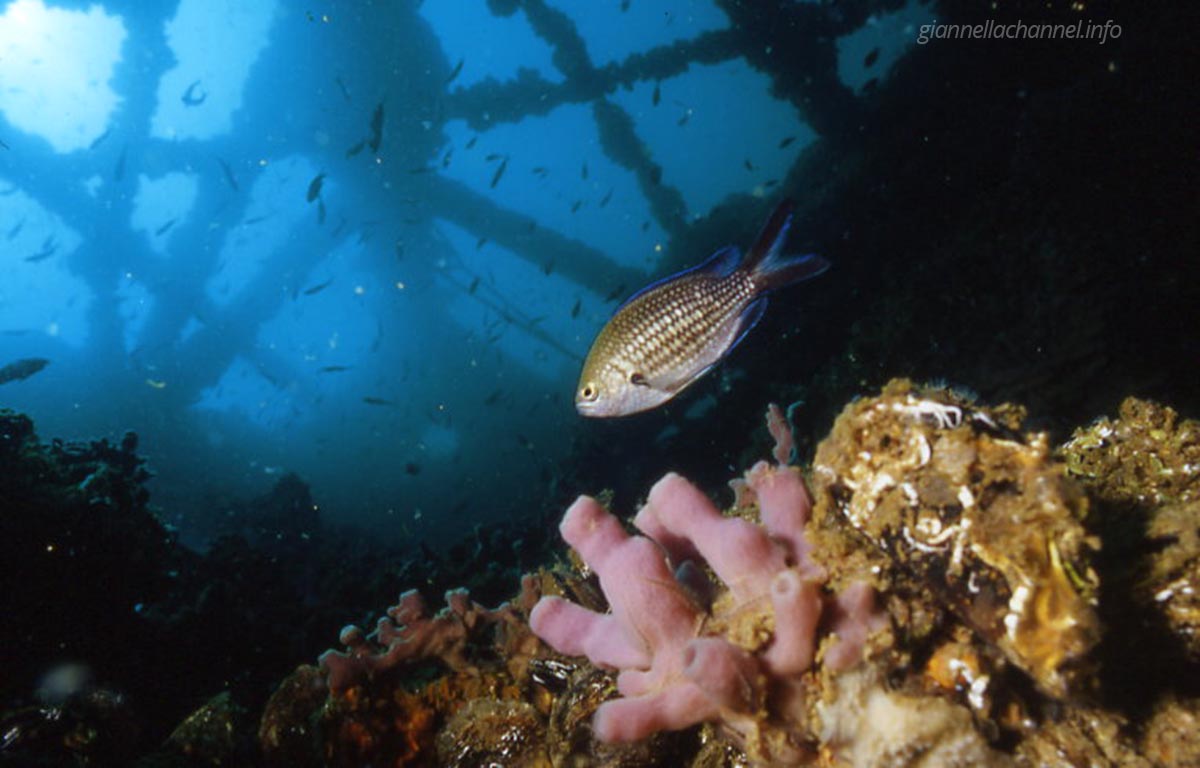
[292,381,1199,766]
[6,382,1198,766]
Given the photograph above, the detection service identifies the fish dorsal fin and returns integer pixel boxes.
[698,245,743,278]
[614,246,742,314]
[742,200,795,274]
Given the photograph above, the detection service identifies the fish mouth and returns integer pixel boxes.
[575,398,601,417]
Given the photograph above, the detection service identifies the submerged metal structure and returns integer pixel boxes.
[0,0,895,531]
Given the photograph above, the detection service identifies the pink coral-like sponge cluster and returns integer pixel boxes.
[530,462,885,744]
[320,577,539,693]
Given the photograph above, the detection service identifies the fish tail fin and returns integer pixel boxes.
[744,199,830,291]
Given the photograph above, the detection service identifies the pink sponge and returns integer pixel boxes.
[530,466,886,744]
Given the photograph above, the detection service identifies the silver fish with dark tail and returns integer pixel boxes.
[576,200,828,417]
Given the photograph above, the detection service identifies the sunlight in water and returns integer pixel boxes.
[150,0,278,140]
[0,0,126,153]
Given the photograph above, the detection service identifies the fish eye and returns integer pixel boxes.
[580,383,599,402]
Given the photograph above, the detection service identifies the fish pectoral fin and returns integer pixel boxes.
[646,362,718,395]
[629,372,651,387]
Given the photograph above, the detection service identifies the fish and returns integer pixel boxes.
[864,47,880,68]
[532,166,549,178]
[363,396,395,407]
[88,128,111,150]
[25,236,57,262]
[778,136,796,149]
[599,188,613,207]
[581,161,588,180]
[145,379,167,389]
[571,297,582,318]
[335,75,352,102]
[154,218,178,236]
[744,159,755,171]
[570,200,582,213]
[490,156,508,188]
[306,173,325,202]
[574,199,828,417]
[652,82,661,106]
[217,158,239,191]
[319,365,352,373]
[368,103,385,152]
[406,462,421,475]
[8,219,25,240]
[181,80,207,106]
[465,136,478,149]
[442,148,453,168]
[345,140,366,158]
[445,58,465,85]
[0,357,49,385]
[303,278,335,295]
[0,138,8,150]
[468,276,481,294]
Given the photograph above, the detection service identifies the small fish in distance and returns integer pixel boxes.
[0,357,49,385]
[575,199,828,417]
[217,158,239,191]
[306,173,325,202]
[302,278,335,295]
[181,80,207,106]
[490,156,508,189]
[367,103,385,152]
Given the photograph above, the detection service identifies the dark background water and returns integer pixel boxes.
[2,0,1194,547]
[0,0,1196,755]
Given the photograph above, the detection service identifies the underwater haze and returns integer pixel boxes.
[0,0,943,547]
[1,0,834,546]
[1,0,1198,764]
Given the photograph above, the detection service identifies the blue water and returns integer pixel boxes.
[0,0,929,547]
